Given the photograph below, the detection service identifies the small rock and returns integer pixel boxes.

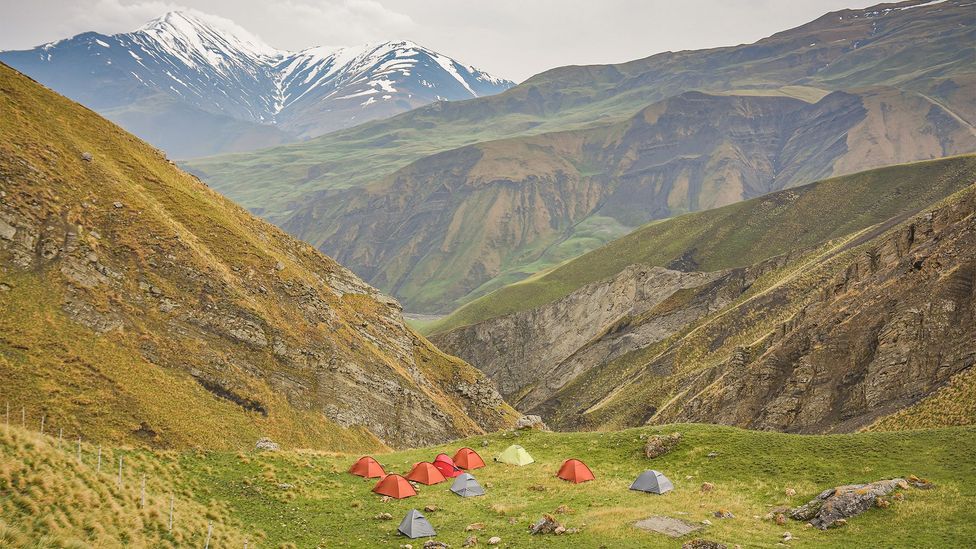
[275,261,285,271]
[554,504,573,514]
[834,519,847,527]
[782,532,793,541]
[465,523,485,532]
[423,542,449,549]
[682,540,727,549]
[113,201,124,209]
[507,517,518,525]
[644,432,682,458]
[400,545,412,549]
[424,505,439,513]
[528,484,546,492]
[706,452,719,458]
[381,496,392,503]
[462,536,477,547]
[701,519,712,526]
[713,509,734,519]
[876,497,890,509]
[775,513,786,525]
[277,483,293,490]
[700,482,715,493]
[481,439,489,447]
[893,492,905,502]
[529,514,562,535]
[487,538,501,546]
[375,512,393,520]
[554,526,566,535]
[81,152,93,162]
[785,488,797,497]
[255,437,279,451]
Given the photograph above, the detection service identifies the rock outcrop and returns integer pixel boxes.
[790,479,907,529]
[0,63,516,450]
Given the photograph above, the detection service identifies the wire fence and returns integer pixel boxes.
[1,401,251,547]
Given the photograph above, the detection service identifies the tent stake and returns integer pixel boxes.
[204,521,213,549]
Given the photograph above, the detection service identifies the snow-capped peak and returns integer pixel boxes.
[136,10,282,62]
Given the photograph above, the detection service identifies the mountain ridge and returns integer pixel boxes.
[0,11,514,157]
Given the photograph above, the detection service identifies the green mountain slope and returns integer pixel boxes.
[187,0,975,222]
[0,63,517,452]
[288,88,976,314]
[4,422,975,547]
[429,155,976,335]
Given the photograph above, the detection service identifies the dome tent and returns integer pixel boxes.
[433,453,463,478]
[450,473,486,497]
[406,462,447,485]
[453,447,486,470]
[398,509,436,538]
[373,474,417,499]
[495,444,534,466]
[629,470,673,494]
[557,458,595,483]
[349,456,385,478]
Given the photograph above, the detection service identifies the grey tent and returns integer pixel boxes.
[629,470,674,494]
[398,509,436,538]
[450,472,486,497]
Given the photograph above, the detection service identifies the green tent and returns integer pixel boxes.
[495,444,534,466]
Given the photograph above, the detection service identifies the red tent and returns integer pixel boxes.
[372,474,417,499]
[453,447,486,470]
[432,455,462,478]
[349,456,385,478]
[557,459,595,484]
[406,462,447,485]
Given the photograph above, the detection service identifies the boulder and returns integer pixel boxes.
[789,479,905,529]
[255,437,279,451]
[516,415,549,431]
[644,432,682,458]
[488,538,501,545]
[81,152,93,162]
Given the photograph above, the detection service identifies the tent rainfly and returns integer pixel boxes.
[349,456,385,478]
[629,470,674,494]
[557,458,595,484]
[398,509,436,538]
[406,462,447,485]
[433,453,463,478]
[453,447,486,470]
[372,474,417,499]
[450,473,486,497]
[495,444,534,466]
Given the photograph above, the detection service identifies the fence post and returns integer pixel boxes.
[21,406,25,427]
[4,401,8,427]
[96,446,102,473]
[76,436,82,464]
[204,521,213,549]
[40,414,45,435]
[141,474,146,508]
[168,496,174,531]
[58,428,63,448]
[118,456,123,487]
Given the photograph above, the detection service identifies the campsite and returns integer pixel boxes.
[156,424,973,547]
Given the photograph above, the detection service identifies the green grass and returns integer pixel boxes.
[425,155,976,335]
[4,422,975,547]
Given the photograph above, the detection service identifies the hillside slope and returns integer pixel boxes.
[0,62,516,451]
[0,12,514,158]
[431,157,976,432]
[288,89,976,313]
[4,422,975,547]
[188,0,975,219]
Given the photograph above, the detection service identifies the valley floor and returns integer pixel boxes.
[2,423,974,547]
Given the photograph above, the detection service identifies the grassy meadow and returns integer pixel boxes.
[2,422,974,547]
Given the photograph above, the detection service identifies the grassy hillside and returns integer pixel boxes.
[185,0,975,225]
[425,155,976,335]
[0,62,516,451]
[3,422,974,547]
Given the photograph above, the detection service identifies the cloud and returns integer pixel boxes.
[248,0,415,50]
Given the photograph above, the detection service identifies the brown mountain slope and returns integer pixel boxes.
[432,157,976,433]
[287,88,976,314]
[0,63,516,451]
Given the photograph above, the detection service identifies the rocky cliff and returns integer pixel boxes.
[0,63,516,451]
[433,157,976,433]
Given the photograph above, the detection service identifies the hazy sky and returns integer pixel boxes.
[0,0,880,82]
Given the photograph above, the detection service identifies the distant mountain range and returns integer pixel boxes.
[187,0,976,315]
[0,11,514,158]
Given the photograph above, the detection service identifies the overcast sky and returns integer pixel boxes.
[0,0,880,82]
